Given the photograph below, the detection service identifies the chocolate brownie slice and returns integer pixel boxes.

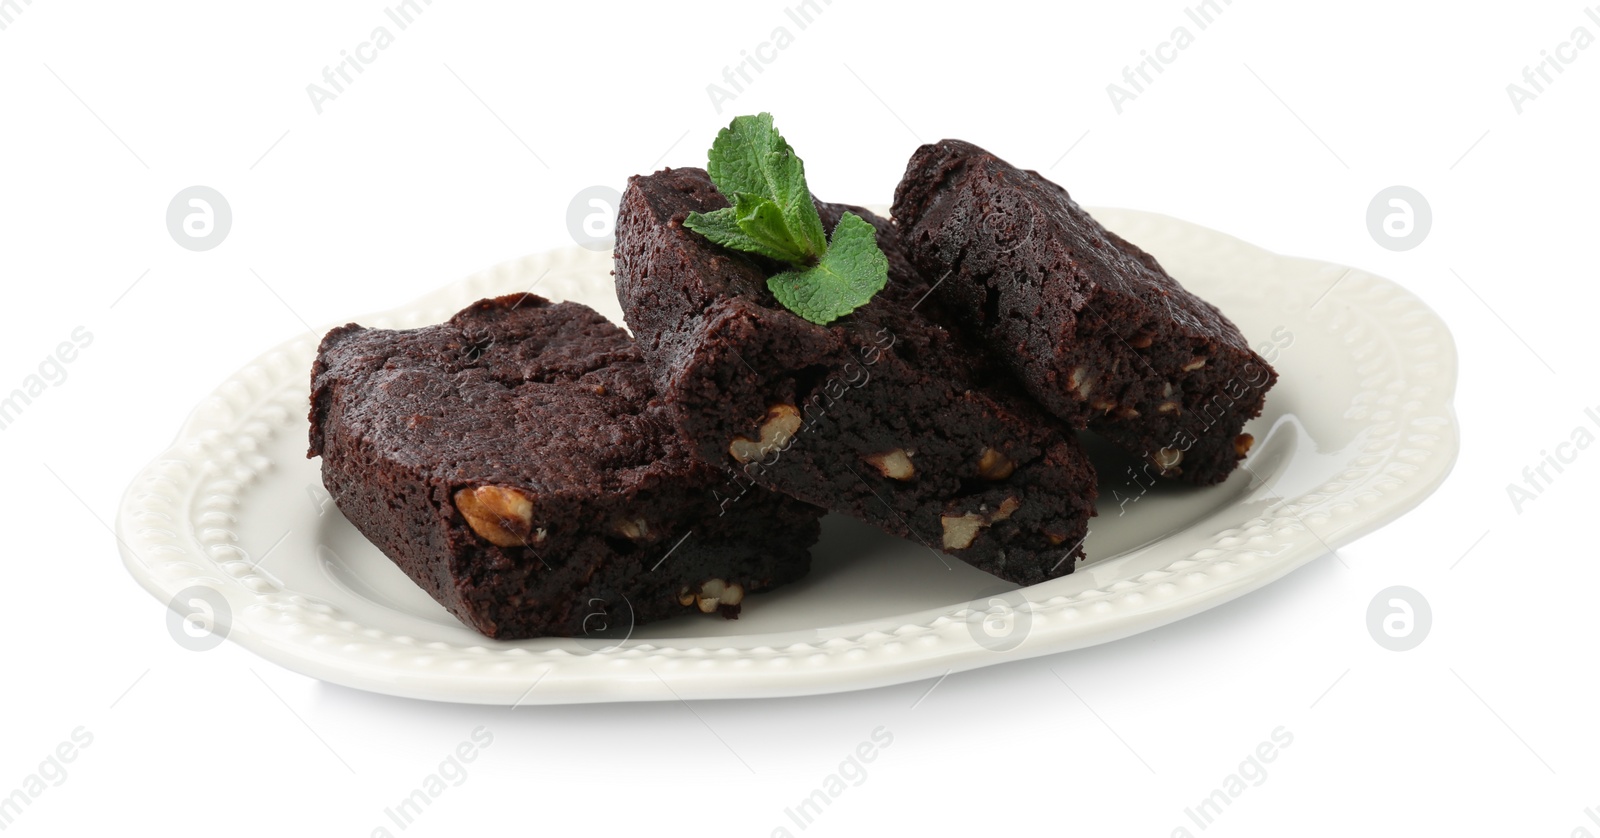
[308,294,822,640]
[614,167,1097,587]
[892,140,1278,485]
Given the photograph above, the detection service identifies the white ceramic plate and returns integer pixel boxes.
[116,208,1459,705]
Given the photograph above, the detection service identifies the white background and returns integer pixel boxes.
[2,1,1597,835]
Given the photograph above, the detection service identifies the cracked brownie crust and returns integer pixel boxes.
[892,139,1278,485]
[615,167,1097,586]
[308,294,822,639]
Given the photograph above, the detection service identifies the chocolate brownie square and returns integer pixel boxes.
[892,139,1278,485]
[614,167,1097,587]
[308,294,822,640]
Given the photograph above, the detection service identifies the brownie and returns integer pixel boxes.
[614,167,1097,586]
[892,139,1278,485]
[308,294,822,640]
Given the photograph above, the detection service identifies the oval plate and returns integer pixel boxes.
[116,208,1458,704]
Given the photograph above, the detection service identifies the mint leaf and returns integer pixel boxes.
[684,114,890,325]
[766,212,888,325]
[682,207,749,248]
[729,193,816,265]
[706,112,826,263]
[684,206,805,263]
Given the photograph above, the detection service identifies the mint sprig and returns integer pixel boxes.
[767,212,888,325]
[683,113,887,325]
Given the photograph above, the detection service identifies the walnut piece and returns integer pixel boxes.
[941,515,984,551]
[864,449,915,480]
[1069,366,1094,399]
[977,448,1015,481]
[455,485,539,548]
[680,579,745,614]
[1234,433,1255,457]
[1154,447,1184,472]
[728,404,802,464]
[941,497,1021,550]
[613,517,650,540]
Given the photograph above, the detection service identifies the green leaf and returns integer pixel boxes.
[730,193,815,265]
[683,207,801,263]
[766,212,889,325]
[682,114,891,324]
[683,207,745,247]
[705,113,826,263]
[684,208,753,250]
